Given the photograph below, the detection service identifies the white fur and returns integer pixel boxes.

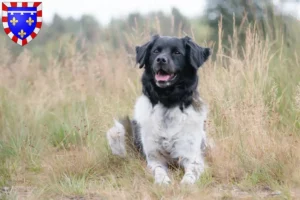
[106,119,127,157]
[107,94,208,185]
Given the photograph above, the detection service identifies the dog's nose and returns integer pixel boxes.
[156,56,168,64]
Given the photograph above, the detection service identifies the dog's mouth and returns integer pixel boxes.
[155,70,177,82]
[154,69,177,88]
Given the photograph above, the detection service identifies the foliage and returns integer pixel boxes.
[0,1,300,198]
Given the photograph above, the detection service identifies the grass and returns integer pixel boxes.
[0,20,300,199]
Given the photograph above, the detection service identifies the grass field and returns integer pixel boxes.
[0,23,300,199]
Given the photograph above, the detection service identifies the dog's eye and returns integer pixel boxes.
[174,51,181,55]
[153,49,161,54]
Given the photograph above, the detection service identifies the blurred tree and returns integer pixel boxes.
[171,7,191,35]
[127,12,143,29]
[205,0,300,52]
[79,15,101,43]
[51,14,67,35]
[0,8,204,61]
[205,0,275,49]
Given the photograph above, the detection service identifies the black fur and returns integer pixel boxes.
[136,35,211,109]
[122,35,211,155]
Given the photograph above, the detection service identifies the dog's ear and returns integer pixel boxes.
[184,36,211,69]
[136,34,159,68]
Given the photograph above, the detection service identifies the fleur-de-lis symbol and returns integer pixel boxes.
[26,17,34,26]
[10,17,18,26]
[18,29,26,38]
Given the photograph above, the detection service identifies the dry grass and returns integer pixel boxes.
[0,23,300,200]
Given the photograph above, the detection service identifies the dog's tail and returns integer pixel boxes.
[106,116,143,157]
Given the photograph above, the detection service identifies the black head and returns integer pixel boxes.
[136,35,211,108]
[136,35,211,88]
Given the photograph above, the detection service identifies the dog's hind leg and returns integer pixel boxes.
[106,119,127,157]
[106,117,144,157]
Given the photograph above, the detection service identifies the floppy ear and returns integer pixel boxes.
[184,36,211,69]
[136,34,159,68]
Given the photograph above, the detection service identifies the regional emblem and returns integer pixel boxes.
[2,2,42,46]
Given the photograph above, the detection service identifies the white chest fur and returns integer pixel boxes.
[107,94,209,184]
[133,95,207,161]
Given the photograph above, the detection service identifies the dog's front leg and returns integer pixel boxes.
[146,152,171,185]
[176,136,205,185]
[179,155,205,185]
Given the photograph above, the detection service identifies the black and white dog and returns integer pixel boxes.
[107,35,211,185]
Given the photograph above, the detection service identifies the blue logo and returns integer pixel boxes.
[2,2,42,46]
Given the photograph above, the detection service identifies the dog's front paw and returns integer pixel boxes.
[180,174,196,185]
[155,174,171,185]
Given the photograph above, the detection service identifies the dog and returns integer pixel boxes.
[106,35,211,185]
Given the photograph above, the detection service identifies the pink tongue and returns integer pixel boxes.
[155,74,171,81]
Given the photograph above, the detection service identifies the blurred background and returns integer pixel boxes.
[1,1,300,198]
[1,0,300,60]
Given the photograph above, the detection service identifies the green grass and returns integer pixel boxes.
[0,20,299,199]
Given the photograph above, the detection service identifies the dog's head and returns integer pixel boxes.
[136,35,211,88]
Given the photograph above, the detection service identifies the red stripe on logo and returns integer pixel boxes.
[10,2,17,7]
[2,3,8,11]
[31,32,37,39]
[36,22,42,28]
[2,16,8,22]
[22,39,28,46]
[12,36,18,43]
[4,28,10,34]
[37,10,42,17]
[22,2,28,7]
[33,2,41,7]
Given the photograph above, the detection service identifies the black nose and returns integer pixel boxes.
[156,56,168,64]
